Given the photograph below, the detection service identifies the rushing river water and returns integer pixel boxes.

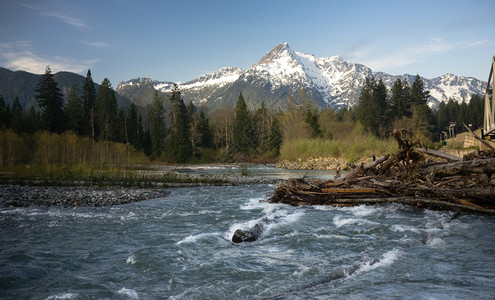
[1,182,495,299]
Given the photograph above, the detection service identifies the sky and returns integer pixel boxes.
[1,0,494,86]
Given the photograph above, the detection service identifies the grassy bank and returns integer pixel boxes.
[279,135,398,163]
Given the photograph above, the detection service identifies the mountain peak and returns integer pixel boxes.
[257,43,295,65]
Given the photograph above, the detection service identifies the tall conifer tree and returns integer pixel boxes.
[168,84,192,162]
[95,78,118,141]
[82,70,97,141]
[34,66,64,133]
[64,84,84,135]
[233,92,254,156]
[148,91,166,157]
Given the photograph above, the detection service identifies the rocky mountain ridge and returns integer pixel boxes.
[117,43,486,110]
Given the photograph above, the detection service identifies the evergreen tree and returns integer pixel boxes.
[390,78,411,119]
[304,102,323,138]
[126,103,143,150]
[411,75,430,107]
[148,91,166,157]
[0,95,10,128]
[168,84,192,162]
[34,66,65,133]
[233,92,254,156]
[64,84,84,135]
[95,78,118,141]
[196,109,213,149]
[254,102,272,152]
[374,78,390,137]
[10,97,24,134]
[82,70,97,140]
[267,118,283,156]
[24,107,42,134]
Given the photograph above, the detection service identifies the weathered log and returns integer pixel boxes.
[419,157,495,177]
[416,148,461,162]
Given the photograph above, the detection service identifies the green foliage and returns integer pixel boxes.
[0,95,10,128]
[34,66,65,133]
[304,102,323,138]
[355,77,389,137]
[95,78,118,141]
[148,91,166,158]
[168,84,192,163]
[126,103,144,150]
[233,92,255,156]
[64,84,84,135]
[82,70,97,140]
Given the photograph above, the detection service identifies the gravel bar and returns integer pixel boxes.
[0,185,171,208]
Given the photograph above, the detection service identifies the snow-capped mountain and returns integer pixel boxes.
[116,43,486,110]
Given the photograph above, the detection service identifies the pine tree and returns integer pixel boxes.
[10,97,24,134]
[233,92,254,156]
[82,70,97,141]
[148,91,166,157]
[34,66,65,133]
[268,118,282,156]
[0,95,10,128]
[95,78,118,141]
[64,84,84,135]
[390,78,411,119]
[304,102,323,138]
[411,75,430,107]
[168,84,192,162]
[197,109,213,149]
[126,103,143,150]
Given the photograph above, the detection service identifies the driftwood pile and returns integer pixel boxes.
[269,128,495,215]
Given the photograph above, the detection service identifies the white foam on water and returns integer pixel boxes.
[239,197,271,211]
[355,248,402,275]
[332,216,379,228]
[44,293,78,300]
[391,224,421,233]
[126,254,137,264]
[176,232,218,245]
[348,204,378,217]
[426,236,445,247]
[225,209,304,241]
[120,212,137,221]
[117,287,139,299]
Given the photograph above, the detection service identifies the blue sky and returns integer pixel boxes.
[1,0,494,85]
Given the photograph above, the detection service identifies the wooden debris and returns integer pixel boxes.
[269,129,495,215]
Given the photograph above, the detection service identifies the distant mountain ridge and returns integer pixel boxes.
[0,67,130,110]
[117,43,487,111]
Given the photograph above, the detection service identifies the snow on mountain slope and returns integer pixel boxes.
[117,43,486,110]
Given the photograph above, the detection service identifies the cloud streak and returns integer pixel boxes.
[41,11,88,29]
[81,41,109,48]
[0,41,99,74]
[18,2,88,29]
[361,38,492,72]
[364,38,452,71]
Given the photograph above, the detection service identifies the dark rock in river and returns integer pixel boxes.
[232,224,264,243]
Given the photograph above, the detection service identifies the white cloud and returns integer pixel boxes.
[364,38,453,71]
[18,2,88,29]
[0,41,99,74]
[81,41,109,48]
[41,11,88,28]
[361,38,493,72]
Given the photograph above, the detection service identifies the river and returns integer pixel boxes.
[1,167,495,299]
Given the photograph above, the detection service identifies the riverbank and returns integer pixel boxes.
[0,172,283,208]
[0,185,172,207]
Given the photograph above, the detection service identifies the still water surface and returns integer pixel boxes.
[1,181,495,299]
